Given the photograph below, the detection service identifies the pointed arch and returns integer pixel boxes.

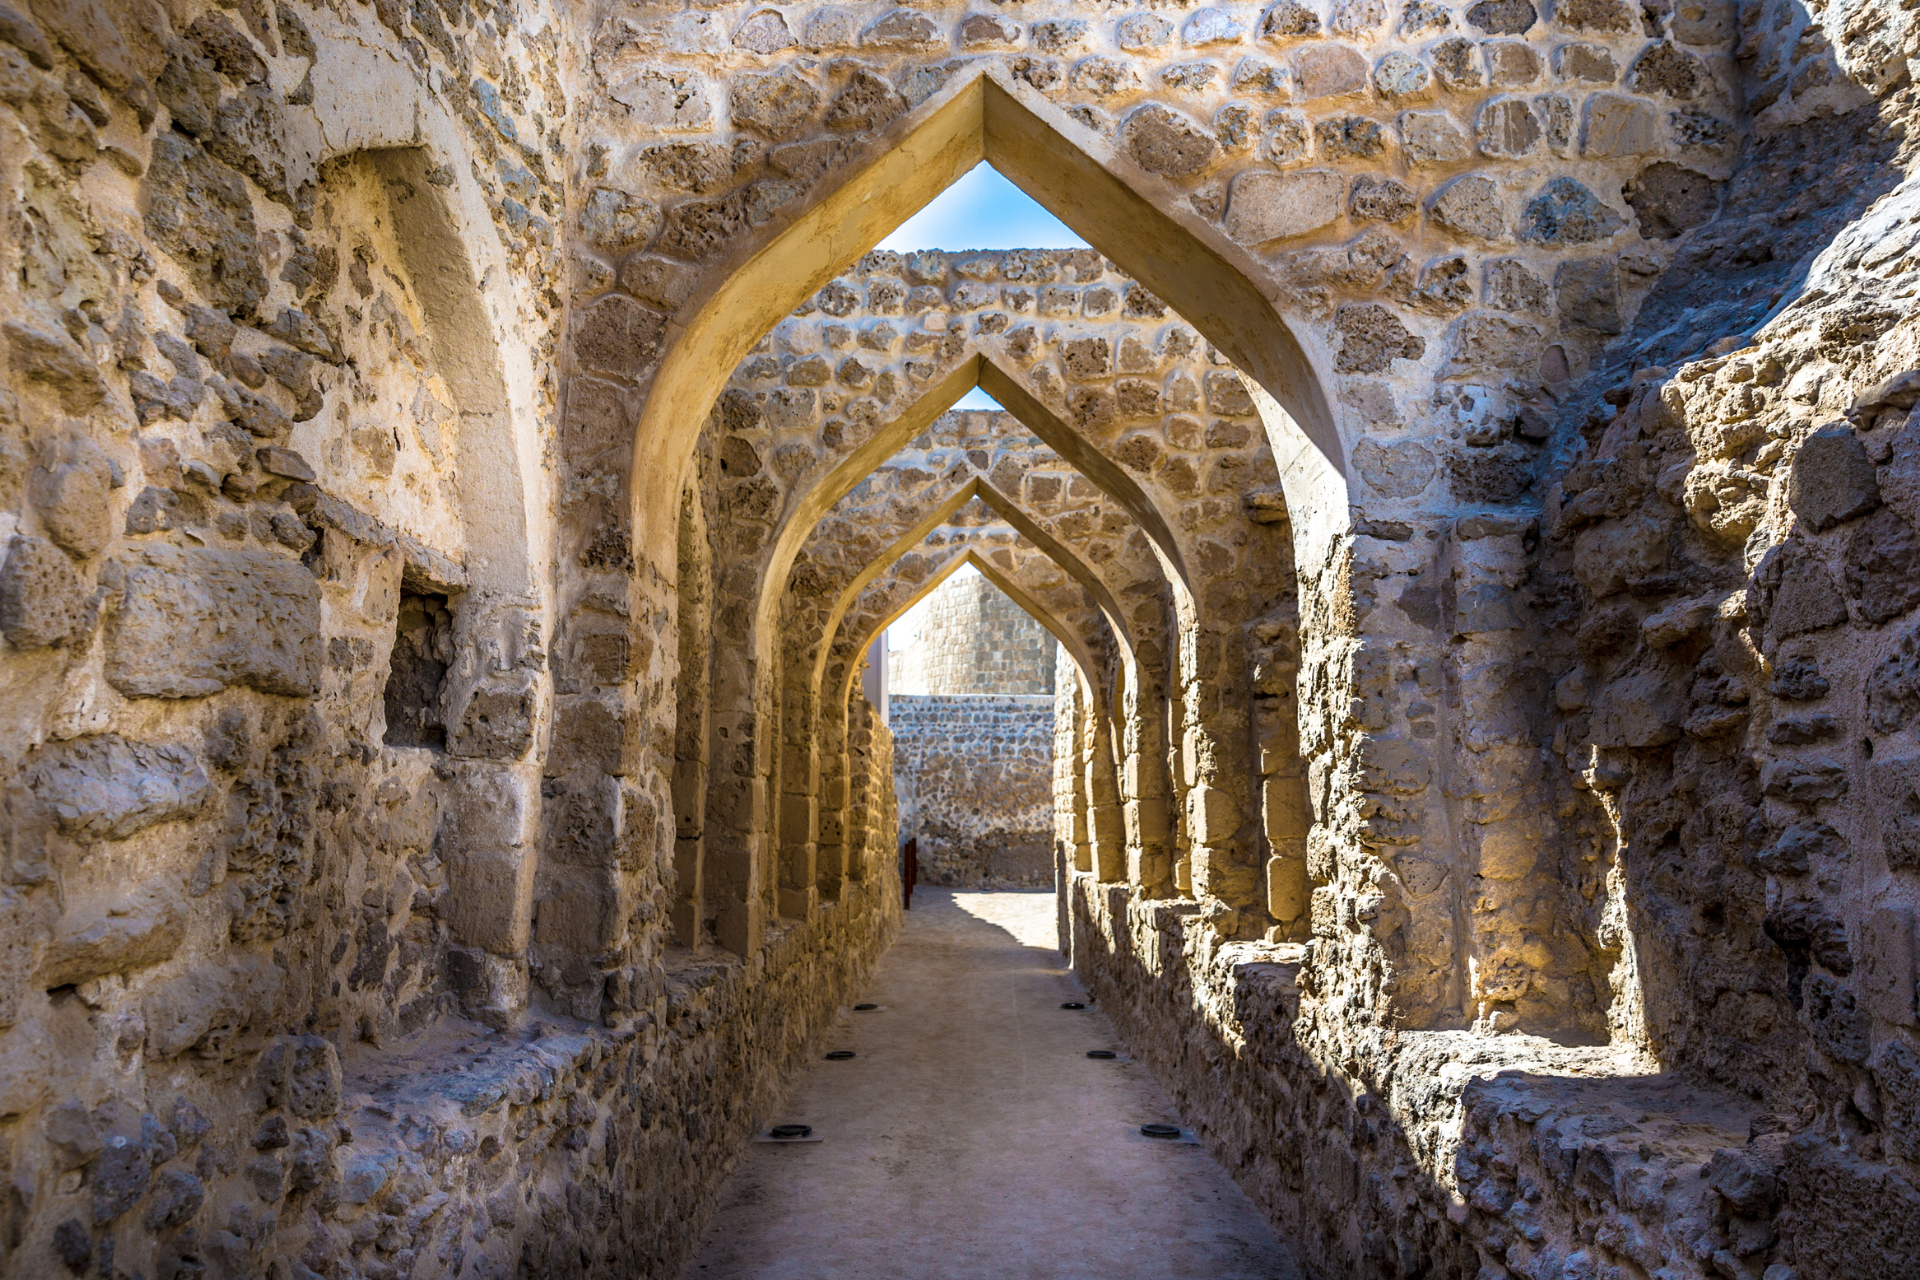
[804,476,1144,706]
[786,474,1167,906]
[753,350,1192,650]
[820,511,1125,717]
[827,542,1130,886]
[839,548,1111,715]
[300,31,548,603]
[671,68,1345,952]
[809,540,1127,900]
[625,66,1342,562]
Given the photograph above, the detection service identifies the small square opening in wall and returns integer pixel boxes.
[385,590,453,749]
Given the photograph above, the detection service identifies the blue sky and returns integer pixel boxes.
[878,162,1090,254]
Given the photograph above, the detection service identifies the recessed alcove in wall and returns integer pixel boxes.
[384,590,453,750]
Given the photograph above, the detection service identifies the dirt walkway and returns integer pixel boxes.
[682,888,1302,1280]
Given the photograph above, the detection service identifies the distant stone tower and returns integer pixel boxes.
[889,572,1056,696]
[888,571,1055,888]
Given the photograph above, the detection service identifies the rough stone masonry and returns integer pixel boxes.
[0,0,1916,1275]
[890,568,1058,887]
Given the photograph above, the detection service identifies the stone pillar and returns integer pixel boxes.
[672,482,712,948]
[703,700,767,957]
[1058,673,1094,874]
[776,672,820,920]
[1254,605,1310,939]
[816,709,851,895]
[1122,639,1176,899]
[1180,619,1259,919]
[845,696,879,885]
[442,761,540,1024]
[1088,695,1127,884]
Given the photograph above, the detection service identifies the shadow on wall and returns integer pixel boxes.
[1067,879,1773,1279]
[920,825,1055,888]
[1532,0,1920,1173]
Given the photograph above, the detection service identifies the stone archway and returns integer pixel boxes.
[754,468,1143,938]
[832,540,1129,887]
[608,66,1345,564]
[693,328,1223,952]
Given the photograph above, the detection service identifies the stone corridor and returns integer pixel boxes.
[683,889,1299,1280]
[0,0,1918,1276]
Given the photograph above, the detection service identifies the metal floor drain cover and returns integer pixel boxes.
[1086,1049,1117,1059]
[1060,1001,1086,1010]
[825,1050,856,1060]
[1140,1124,1182,1140]
[853,1003,879,1011]
[769,1124,813,1140]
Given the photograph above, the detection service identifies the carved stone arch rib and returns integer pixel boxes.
[627,67,1342,561]
[755,351,1190,650]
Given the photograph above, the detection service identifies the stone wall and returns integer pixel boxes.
[1068,876,1762,1280]
[1049,0,1920,1273]
[891,569,1058,695]
[1514,10,1920,1272]
[892,693,1055,887]
[886,571,1059,889]
[2,0,1920,1273]
[0,0,916,1273]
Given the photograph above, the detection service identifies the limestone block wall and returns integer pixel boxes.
[1511,3,1920,1271]
[890,570,1058,695]
[0,0,1917,1273]
[1047,0,1920,1275]
[1068,877,1760,1280]
[892,693,1055,887]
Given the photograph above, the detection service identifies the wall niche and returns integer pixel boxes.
[385,590,454,749]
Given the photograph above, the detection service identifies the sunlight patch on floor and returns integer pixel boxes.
[950,888,1057,949]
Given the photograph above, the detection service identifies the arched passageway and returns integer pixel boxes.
[6,0,1919,1276]
[670,235,1314,960]
[684,890,1304,1280]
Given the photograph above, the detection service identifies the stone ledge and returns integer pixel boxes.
[283,483,467,592]
[1065,877,1821,1280]
[259,883,901,1279]
[343,1015,622,1124]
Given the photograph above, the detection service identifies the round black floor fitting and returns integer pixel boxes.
[1059,1001,1085,1010]
[825,1050,856,1060]
[1086,1049,1117,1060]
[770,1124,813,1140]
[1140,1123,1181,1140]
[853,1003,879,1011]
